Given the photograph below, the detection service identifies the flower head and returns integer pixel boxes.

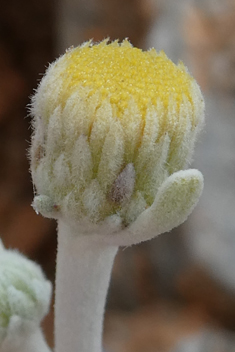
[30,39,204,240]
[0,241,52,343]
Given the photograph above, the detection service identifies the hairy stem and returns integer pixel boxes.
[55,219,118,352]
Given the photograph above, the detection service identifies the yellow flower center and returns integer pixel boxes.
[60,40,193,118]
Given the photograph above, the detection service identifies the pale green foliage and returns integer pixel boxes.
[0,243,52,343]
[129,169,204,242]
[95,169,203,246]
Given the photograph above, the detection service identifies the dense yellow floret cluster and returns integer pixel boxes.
[61,40,193,118]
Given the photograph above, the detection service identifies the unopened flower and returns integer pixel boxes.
[30,39,204,244]
[0,241,52,350]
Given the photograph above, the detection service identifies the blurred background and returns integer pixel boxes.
[1,0,235,350]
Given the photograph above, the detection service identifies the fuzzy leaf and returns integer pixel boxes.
[97,119,124,192]
[106,169,203,246]
[108,163,135,204]
[89,100,113,172]
[71,135,93,189]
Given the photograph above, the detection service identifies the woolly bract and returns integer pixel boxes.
[30,40,204,239]
[0,243,52,343]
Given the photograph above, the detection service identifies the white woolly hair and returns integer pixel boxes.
[0,246,52,343]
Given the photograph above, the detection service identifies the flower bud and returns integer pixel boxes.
[0,242,52,343]
[30,40,204,235]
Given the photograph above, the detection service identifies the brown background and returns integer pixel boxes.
[1,0,235,350]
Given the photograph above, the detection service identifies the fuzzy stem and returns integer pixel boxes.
[1,325,51,352]
[55,219,118,352]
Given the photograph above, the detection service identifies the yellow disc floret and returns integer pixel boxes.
[59,39,193,118]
